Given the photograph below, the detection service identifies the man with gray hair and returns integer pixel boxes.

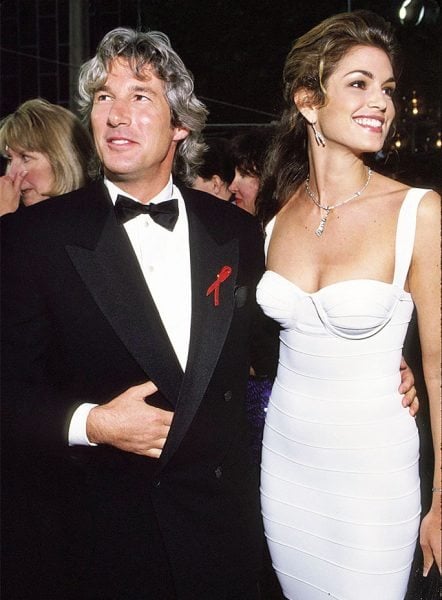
[1,27,267,599]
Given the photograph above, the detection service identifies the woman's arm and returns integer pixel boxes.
[408,190,441,575]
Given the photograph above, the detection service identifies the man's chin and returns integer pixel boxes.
[103,168,135,183]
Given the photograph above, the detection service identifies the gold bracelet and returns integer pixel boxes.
[432,487,442,493]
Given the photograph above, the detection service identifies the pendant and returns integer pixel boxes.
[315,208,330,237]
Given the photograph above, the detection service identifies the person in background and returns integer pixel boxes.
[191,136,235,201]
[256,10,440,599]
[229,126,275,214]
[0,98,95,216]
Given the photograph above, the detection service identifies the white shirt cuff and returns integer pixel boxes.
[68,403,99,446]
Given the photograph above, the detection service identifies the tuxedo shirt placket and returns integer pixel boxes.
[120,187,191,372]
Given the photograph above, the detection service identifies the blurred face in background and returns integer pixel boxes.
[228,168,259,214]
[192,174,232,201]
[5,146,55,206]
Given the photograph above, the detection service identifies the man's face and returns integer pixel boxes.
[91,57,188,193]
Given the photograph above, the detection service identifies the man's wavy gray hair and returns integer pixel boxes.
[77,27,208,185]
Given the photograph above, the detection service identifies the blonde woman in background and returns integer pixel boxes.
[0,98,95,216]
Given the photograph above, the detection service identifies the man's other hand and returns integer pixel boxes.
[86,381,173,457]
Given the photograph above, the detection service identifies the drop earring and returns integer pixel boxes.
[311,122,326,148]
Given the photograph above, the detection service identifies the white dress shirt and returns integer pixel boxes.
[68,177,191,445]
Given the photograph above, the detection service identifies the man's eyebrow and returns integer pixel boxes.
[95,83,158,94]
[130,83,158,94]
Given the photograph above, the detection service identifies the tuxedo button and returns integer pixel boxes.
[152,479,161,488]
[223,390,232,402]
[214,466,223,479]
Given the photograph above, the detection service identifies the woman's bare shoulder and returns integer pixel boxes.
[371,171,409,195]
[416,189,441,221]
[371,171,440,207]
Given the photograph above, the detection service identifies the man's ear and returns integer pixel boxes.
[294,87,318,124]
[212,174,223,195]
[172,126,189,142]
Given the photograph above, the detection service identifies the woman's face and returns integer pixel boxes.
[316,45,396,154]
[228,168,260,214]
[5,146,56,206]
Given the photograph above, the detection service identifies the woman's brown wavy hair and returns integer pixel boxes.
[256,10,402,226]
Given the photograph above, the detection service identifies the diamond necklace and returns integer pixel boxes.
[305,167,372,237]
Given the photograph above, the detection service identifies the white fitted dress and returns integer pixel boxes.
[257,189,427,600]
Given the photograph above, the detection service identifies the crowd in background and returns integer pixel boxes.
[0,109,274,218]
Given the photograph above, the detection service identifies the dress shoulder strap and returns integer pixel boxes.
[264,216,276,259]
[393,188,429,289]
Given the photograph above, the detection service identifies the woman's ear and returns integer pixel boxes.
[294,87,318,124]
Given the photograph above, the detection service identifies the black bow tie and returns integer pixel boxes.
[114,195,179,231]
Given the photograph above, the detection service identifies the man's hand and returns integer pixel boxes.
[86,381,173,458]
[399,357,419,416]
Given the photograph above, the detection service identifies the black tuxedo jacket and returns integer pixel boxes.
[1,181,270,599]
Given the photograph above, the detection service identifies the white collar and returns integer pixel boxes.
[104,176,175,205]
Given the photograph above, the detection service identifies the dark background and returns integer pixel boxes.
[1,0,441,191]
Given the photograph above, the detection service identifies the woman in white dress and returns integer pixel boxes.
[256,11,440,600]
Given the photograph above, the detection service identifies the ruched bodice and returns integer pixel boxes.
[258,274,411,338]
[257,189,427,600]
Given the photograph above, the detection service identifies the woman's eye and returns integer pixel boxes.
[383,87,395,97]
[351,80,366,89]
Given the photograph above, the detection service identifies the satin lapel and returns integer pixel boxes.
[158,201,239,466]
[65,208,183,405]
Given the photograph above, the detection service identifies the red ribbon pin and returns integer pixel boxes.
[206,266,232,307]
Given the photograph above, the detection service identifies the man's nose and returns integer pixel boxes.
[107,100,131,126]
